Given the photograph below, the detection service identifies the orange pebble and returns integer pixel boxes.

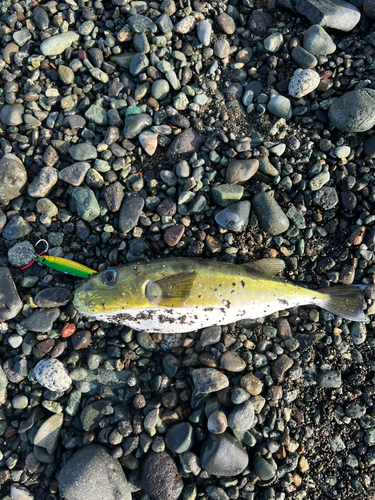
[61,323,76,338]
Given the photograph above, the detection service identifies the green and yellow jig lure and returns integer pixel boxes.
[22,240,96,278]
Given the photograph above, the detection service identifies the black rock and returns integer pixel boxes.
[34,288,73,308]
[119,196,145,234]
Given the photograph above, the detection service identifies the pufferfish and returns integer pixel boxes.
[73,257,366,333]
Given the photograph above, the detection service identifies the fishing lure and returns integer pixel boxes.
[21,240,97,278]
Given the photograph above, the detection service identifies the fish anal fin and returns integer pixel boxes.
[243,258,285,277]
[145,271,196,307]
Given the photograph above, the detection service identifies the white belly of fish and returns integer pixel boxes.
[84,296,311,333]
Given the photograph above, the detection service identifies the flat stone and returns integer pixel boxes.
[217,13,235,34]
[272,354,294,382]
[0,104,24,126]
[34,358,72,392]
[295,0,361,31]
[197,20,212,46]
[211,184,244,208]
[3,42,19,64]
[240,374,263,396]
[220,351,246,372]
[21,308,60,333]
[0,267,23,320]
[119,196,145,233]
[40,32,80,56]
[139,130,158,156]
[33,7,49,30]
[303,24,336,55]
[328,89,375,132]
[167,128,205,158]
[164,224,185,247]
[215,201,251,233]
[0,154,27,202]
[59,445,131,500]
[141,451,183,500]
[253,453,277,481]
[264,32,284,53]
[200,432,249,476]
[85,105,108,126]
[128,14,157,33]
[104,182,123,212]
[214,39,230,58]
[252,192,290,235]
[58,65,75,84]
[174,16,195,34]
[312,186,339,209]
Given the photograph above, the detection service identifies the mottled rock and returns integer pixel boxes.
[167,128,205,158]
[328,89,375,132]
[0,267,23,320]
[34,358,72,392]
[0,154,27,202]
[141,451,183,500]
[288,68,320,98]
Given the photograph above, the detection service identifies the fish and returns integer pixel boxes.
[73,257,366,334]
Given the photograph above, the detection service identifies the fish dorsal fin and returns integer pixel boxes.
[243,258,285,277]
[145,271,196,307]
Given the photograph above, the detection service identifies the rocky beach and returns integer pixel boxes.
[1,0,375,499]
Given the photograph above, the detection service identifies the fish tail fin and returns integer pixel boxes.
[316,285,366,322]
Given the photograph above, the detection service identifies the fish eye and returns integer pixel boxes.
[102,269,118,285]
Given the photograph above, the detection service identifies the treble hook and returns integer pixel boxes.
[21,239,49,270]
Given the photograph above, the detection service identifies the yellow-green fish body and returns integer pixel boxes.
[73,258,366,333]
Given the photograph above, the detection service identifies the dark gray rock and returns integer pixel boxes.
[328,89,375,132]
[253,453,277,481]
[165,422,194,453]
[69,143,97,161]
[59,162,91,186]
[0,267,22,320]
[252,192,289,236]
[141,451,183,500]
[81,400,111,431]
[248,11,275,38]
[124,114,152,139]
[34,288,73,308]
[317,370,342,388]
[59,445,132,500]
[312,186,339,210]
[200,432,249,476]
[167,128,205,158]
[119,196,145,233]
[2,215,32,240]
[21,308,60,333]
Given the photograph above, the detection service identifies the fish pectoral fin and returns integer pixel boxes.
[145,271,196,307]
[243,258,285,277]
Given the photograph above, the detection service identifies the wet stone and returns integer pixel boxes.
[40,32,80,56]
[220,351,246,372]
[200,325,222,347]
[267,95,292,120]
[328,89,375,133]
[291,46,318,68]
[124,113,153,139]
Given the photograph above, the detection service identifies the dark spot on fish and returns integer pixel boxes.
[241,281,245,288]
[198,295,202,299]
[232,282,236,287]
[278,298,289,305]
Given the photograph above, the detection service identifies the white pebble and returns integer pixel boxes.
[288,68,320,98]
[34,358,72,392]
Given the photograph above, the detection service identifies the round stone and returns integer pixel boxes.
[197,20,212,46]
[215,201,251,233]
[151,79,170,100]
[34,358,72,392]
[141,451,183,500]
[264,32,283,53]
[226,159,259,184]
[192,368,229,393]
[220,351,246,372]
[165,422,193,453]
[288,68,320,98]
[8,241,35,268]
[214,39,230,58]
[0,104,24,126]
[200,432,249,476]
[207,411,228,434]
[303,25,336,56]
[267,95,292,120]
[228,401,255,431]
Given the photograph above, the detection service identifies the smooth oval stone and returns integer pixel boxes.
[34,358,72,392]
[197,19,212,46]
[2,215,32,241]
[211,185,244,208]
[124,113,152,139]
[328,89,375,132]
[34,7,49,30]
[200,432,249,476]
[220,351,246,372]
[59,445,131,500]
[228,401,255,431]
[27,167,58,198]
[226,159,259,184]
[303,24,336,55]
[69,143,97,161]
[0,103,24,125]
[252,192,289,235]
[267,95,292,120]
[40,32,80,56]
[0,154,27,202]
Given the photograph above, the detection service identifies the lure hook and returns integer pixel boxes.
[21,239,49,270]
